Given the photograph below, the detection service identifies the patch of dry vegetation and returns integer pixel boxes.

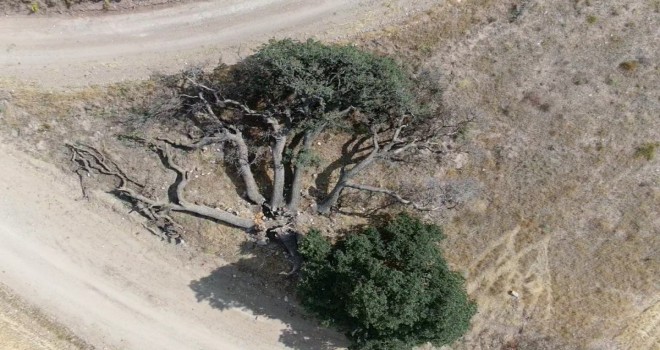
[362,0,659,348]
[0,284,92,350]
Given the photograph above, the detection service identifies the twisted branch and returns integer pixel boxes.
[344,183,440,211]
[67,142,258,244]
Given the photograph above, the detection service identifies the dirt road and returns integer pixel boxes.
[0,0,430,88]
[0,139,347,349]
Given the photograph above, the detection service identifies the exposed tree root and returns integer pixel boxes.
[66,142,301,271]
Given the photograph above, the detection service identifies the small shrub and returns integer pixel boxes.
[298,214,476,350]
[634,142,659,161]
[29,1,39,13]
[618,60,639,72]
[295,149,322,168]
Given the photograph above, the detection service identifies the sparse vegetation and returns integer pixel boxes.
[298,214,476,350]
[618,60,639,72]
[29,1,39,13]
[634,142,658,160]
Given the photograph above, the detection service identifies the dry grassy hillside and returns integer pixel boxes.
[376,0,659,348]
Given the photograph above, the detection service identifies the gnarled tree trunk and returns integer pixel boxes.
[270,134,287,210]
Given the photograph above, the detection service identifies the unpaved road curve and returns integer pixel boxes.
[0,139,347,349]
[0,0,430,88]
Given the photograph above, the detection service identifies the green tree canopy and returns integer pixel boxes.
[298,214,476,350]
[220,38,418,131]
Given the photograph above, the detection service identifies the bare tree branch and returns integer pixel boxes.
[263,116,290,210]
[66,143,143,189]
[344,183,441,211]
[315,116,428,214]
[160,128,266,205]
[157,135,226,150]
[68,143,257,243]
[316,131,381,214]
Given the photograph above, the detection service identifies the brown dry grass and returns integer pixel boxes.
[0,284,92,350]
[364,0,660,348]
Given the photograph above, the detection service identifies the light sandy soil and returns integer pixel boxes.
[0,137,348,349]
[0,0,433,88]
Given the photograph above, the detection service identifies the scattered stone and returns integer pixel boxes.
[80,119,92,132]
[454,153,469,169]
[508,290,520,298]
[36,140,47,151]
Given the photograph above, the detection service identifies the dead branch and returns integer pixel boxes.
[157,135,226,150]
[68,143,257,244]
[66,143,143,188]
[160,127,266,205]
[344,183,441,211]
[317,126,397,214]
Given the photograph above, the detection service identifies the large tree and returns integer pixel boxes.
[297,214,476,349]
[68,39,463,271]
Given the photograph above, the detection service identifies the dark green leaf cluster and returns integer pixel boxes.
[226,39,417,129]
[298,214,476,350]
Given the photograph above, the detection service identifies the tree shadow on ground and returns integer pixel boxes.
[314,134,372,199]
[188,242,348,350]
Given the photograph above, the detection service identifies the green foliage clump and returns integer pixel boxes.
[298,214,476,350]
[222,39,417,131]
[634,142,658,161]
[29,1,39,13]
